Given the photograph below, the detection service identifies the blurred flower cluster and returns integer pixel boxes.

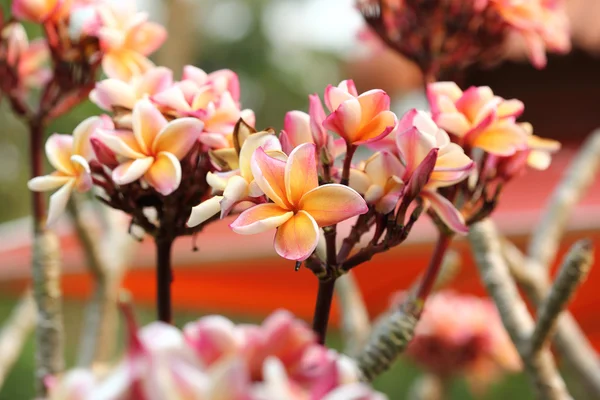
[48,310,386,399]
[404,290,521,392]
[359,0,570,73]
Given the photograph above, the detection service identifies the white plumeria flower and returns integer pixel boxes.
[28,116,108,226]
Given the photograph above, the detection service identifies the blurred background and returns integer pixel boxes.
[0,0,599,398]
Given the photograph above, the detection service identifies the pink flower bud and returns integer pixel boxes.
[90,136,119,169]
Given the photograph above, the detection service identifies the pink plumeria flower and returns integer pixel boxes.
[11,0,72,23]
[96,99,203,196]
[1,23,51,89]
[28,116,109,226]
[428,82,528,157]
[230,143,368,261]
[322,79,397,146]
[96,1,167,80]
[90,66,173,113]
[395,109,474,234]
[187,129,283,226]
[47,369,97,400]
[182,65,241,103]
[349,152,405,214]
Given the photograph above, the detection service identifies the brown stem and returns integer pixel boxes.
[312,278,336,344]
[340,145,357,186]
[414,233,453,303]
[155,235,174,323]
[29,118,46,232]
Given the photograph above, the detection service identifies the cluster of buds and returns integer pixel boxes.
[404,290,521,392]
[358,0,570,74]
[427,82,560,224]
[0,0,166,120]
[48,309,386,399]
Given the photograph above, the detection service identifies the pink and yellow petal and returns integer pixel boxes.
[28,174,71,192]
[230,203,293,235]
[112,157,154,185]
[153,118,203,159]
[133,99,168,154]
[125,21,166,56]
[284,143,318,206]
[324,84,356,112]
[45,134,75,175]
[355,110,397,144]
[73,116,109,159]
[473,124,527,157]
[274,210,319,261]
[299,184,368,227]
[422,190,468,235]
[357,89,391,125]
[144,152,182,195]
[239,132,282,181]
[91,79,137,111]
[95,129,145,159]
[251,148,291,210]
[348,169,371,194]
[364,151,404,188]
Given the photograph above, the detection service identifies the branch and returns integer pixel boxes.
[529,240,594,355]
[0,290,36,389]
[468,220,572,400]
[528,131,600,270]
[502,239,600,398]
[335,273,371,357]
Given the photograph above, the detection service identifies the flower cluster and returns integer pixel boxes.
[404,291,521,392]
[359,0,570,73]
[48,310,386,399]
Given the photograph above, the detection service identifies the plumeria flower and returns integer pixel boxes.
[428,82,528,157]
[28,116,110,226]
[96,1,167,80]
[322,79,398,146]
[187,121,283,226]
[182,65,241,103]
[280,94,335,154]
[90,66,173,113]
[395,109,474,233]
[1,23,51,89]
[95,99,203,196]
[349,152,405,214]
[230,143,368,261]
[11,0,72,23]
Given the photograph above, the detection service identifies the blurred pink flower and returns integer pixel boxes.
[95,1,167,80]
[323,79,397,146]
[230,143,368,261]
[405,291,521,391]
[12,0,72,23]
[1,23,51,89]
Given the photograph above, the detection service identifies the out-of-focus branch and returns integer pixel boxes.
[69,196,137,367]
[335,273,371,357]
[469,220,572,400]
[156,0,198,72]
[502,239,600,398]
[0,290,36,389]
[529,240,593,355]
[528,131,600,270]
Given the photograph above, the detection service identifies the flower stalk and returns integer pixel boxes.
[155,235,175,324]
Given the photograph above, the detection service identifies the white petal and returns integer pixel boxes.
[187,196,223,227]
[47,180,76,227]
[28,175,71,192]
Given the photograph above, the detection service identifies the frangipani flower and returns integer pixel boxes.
[96,99,203,196]
[12,0,72,23]
[349,152,405,214]
[428,82,528,157]
[230,143,368,261]
[406,291,521,392]
[395,109,474,234]
[182,65,241,103]
[1,23,51,89]
[323,80,397,145]
[28,116,108,226]
[281,94,331,153]
[96,1,167,80]
[90,66,173,112]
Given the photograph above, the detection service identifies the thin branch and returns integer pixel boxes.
[335,273,371,357]
[528,131,600,270]
[502,239,600,398]
[468,220,572,400]
[529,240,594,355]
[0,290,36,389]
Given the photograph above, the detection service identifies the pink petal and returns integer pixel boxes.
[137,66,173,97]
[308,94,327,148]
[207,69,240,102]
[323,98,362,143]
[45,134,75,175]
[95,129,145,159]
[299,184,368,227]
[395,126,437,176]
[355,110,397,145]
[283,111,313,151]
[152,86,193,113]
[324,83,356,112]
[435,113,471,138]
[285,143,318,206]
[405,148,438,201]
[126,21,167,56]
[230,203,293,235]
[182,65,208,86]
[251,148,291,210]
[112,157,154,185]
[357,89,391,126]
[91,79,136,111]
[455,86,494,122]
[183,315,241,366]
[364,151,405,188]
[132,99,168,154]
[422,190,468,235]
[274,210,319,261]
[102,50,155,81]
[153,118,204,159]
[144,152,182,195]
